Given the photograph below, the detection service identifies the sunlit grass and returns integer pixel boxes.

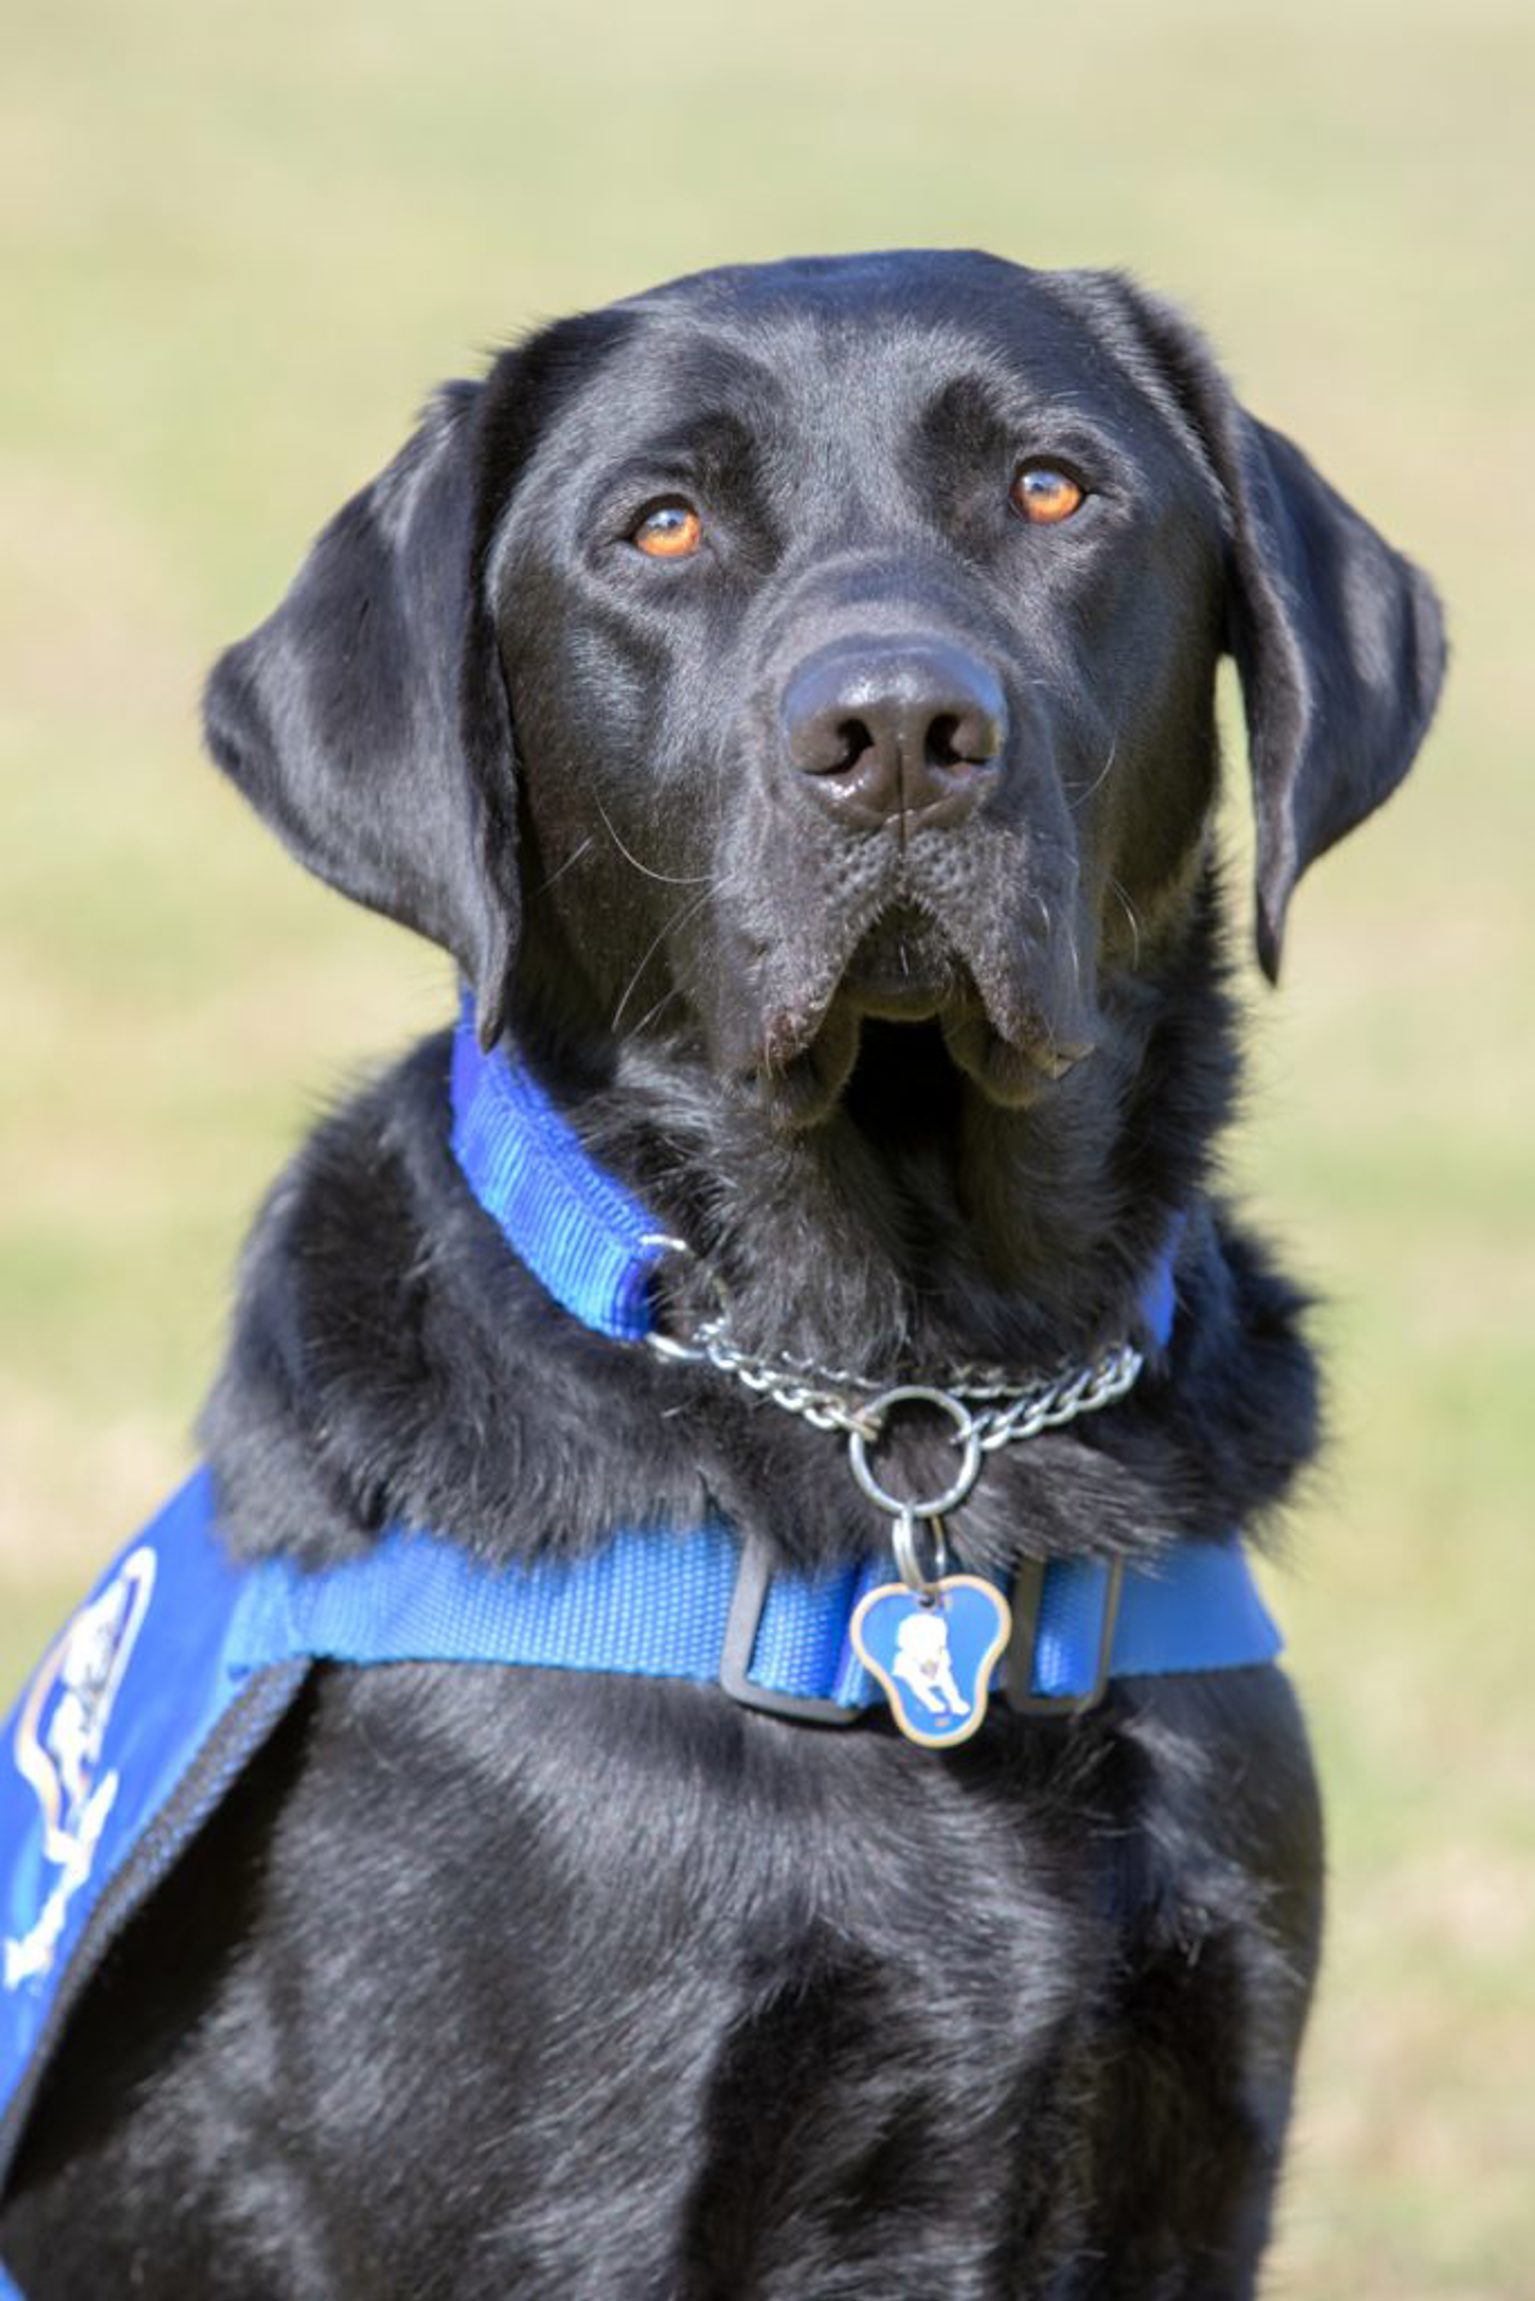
[2,2,1530,2290]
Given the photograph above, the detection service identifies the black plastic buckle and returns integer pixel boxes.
[1005,1557,1124,1717]
[719,1534,865,1727]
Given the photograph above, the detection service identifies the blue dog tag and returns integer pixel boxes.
[851,1576,1012,1749]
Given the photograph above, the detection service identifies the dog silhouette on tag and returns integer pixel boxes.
[851,1576,1011,1749]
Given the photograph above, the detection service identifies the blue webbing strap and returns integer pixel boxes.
[1032,1544,1281,1698]
[450,1003,665,1341]
[228,1522,888,1711]
[224,1513,1279,1709]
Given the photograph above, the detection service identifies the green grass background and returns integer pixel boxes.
[2,0,1531,2288]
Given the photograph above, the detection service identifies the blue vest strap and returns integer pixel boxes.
[225,1518,1279,1708]
[1028,1544,1283,1700]
[227,1520,887,1710]
[0,1468,1280,2279]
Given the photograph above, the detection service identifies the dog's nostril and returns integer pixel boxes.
[926,714,963,770]
[931,705,1004,770]
[832,718,873,774]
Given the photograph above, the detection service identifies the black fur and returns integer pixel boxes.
[1,251,1443,2297]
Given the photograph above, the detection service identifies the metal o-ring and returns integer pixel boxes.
[847,1385,984,1520]
[891,1509,950,1600]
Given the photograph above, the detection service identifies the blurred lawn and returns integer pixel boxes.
[2,0,1532,2290]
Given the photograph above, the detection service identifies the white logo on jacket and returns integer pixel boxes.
[3,1547,157,1991]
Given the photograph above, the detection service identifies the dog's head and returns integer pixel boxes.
[206,253,1444,1128]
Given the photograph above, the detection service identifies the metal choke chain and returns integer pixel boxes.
[644,1233,1148,1599]
[648,1311,1145,1456]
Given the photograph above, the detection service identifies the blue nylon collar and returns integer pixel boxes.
[450,1001,666,1340]
[449,997,1182,1353]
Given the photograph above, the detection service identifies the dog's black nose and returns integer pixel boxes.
[782,638,1007,831]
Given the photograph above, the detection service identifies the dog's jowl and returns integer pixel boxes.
[0,253,1443,2300]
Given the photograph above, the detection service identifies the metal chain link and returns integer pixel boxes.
[642,1230,1150,1552]
[971,1339,1144,1449]
[648,1314,1145,1456]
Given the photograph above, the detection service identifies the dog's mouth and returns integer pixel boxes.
[754,903,1095,1130]
[837,905,973,1024]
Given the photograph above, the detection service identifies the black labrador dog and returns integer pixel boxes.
[0,251,1443,2297]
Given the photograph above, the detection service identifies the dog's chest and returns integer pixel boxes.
[201,1665,1240,2281]
[0,1631,1312,2299]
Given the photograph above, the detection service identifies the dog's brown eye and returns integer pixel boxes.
[1010,466,1084,526]
[632,501,703,559]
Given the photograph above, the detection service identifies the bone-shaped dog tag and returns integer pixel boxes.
[851,1575,1012,1749]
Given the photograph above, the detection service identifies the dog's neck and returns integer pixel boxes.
[203,868,1316,1574]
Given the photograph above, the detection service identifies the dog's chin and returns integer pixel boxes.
[736,906,1100,1132]
[748,946,1094,1132]
[751,1005,1090,1132]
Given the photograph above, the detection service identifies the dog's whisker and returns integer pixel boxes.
[1067,737,1118,812]
[1108,874,1143,965]
[590,789,714,887]
[624,982,687,1038]
[609,887,717,1034]
[532,834,596,896]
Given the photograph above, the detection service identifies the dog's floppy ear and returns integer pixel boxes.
[204,379,520,1043]
[1072,276,1447,979]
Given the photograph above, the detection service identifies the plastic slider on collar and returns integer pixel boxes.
[719,1541,1132,1726]
[719,1534,865,1726]
[1007,1556,1125,1715]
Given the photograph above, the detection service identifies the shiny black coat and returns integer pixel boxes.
[1,252,1442,2298]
